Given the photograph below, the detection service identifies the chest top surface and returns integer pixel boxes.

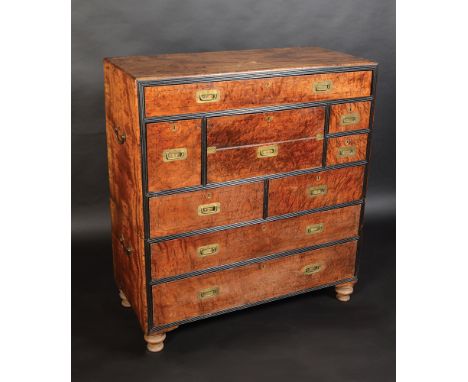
[105,46,377,81]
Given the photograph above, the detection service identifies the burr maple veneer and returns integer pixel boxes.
[104,46,378,352]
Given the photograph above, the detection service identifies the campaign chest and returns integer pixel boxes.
[103,47,378,352]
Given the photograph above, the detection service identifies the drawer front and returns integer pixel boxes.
[144,71,372,117]
[268,166,365,216]
[329,101,371,133]
[151,205,361,280]
[206,108,324,182]
[152,241,357,326]
[326,134,368,166]
[147,120,201,192]
[149,182,264,237]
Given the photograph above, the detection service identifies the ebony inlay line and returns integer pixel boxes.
[146,161,367,198]
[142,96,374,123]
[147,199,364,243]
[149,276,357,332]
[150,236,359,285]
[263,179,269,219]
[326,129,370,138]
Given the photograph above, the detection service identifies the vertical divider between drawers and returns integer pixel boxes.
[201,117,208,186]
[321,104,330,168]
[263,179,269,219]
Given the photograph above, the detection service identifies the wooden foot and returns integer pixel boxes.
[144,326,178,352]
[119,289,131,308]
[335,282,356,302]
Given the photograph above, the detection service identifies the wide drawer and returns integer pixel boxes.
[151,205,361,280]
[144,71,373,117]
[149,182,264,237]
[152,241,357,326]
[206,108,324,182]
[147,119,201,192]
[268,166,365,216]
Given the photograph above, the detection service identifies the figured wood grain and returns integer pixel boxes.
[329,101,371,133]
[268,166,365,216]
[151,205,361,280]
[326,134,368,166]
[147,119,202,192]
[149,182,264,237]
[107,47,376,81]
[144,71,372,117]
[104,61,147,331]
[207,139,323,183]
[152,241,357,326]
[207,107,325,147]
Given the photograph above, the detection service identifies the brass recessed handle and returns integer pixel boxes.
[338,146,356,158]
[197,243,220,257]
[308,185,328,197]
[196,89,220,103]
[340,113,360,126]
[313,80,332,93]
[113,126,126,144]
[257,144,278,158]
[306,223,324,235]
[163,148,187,162]
[302,263,322,275]
[119,235,133,257]
[198,202,221,216]
[198,286,220,300]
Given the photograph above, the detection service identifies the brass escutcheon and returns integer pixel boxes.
[257,144,278,158]
[338,146,356,158]
[197,243,220,258]
[163,148,187,162]
[198,286,220,300]
[340,112,360,126]
[198,202,221,216]
[302,263,322,275]
[196,89,220,103]
[308,185,328,197]
[313,80,333,93]
[306,223,324,235]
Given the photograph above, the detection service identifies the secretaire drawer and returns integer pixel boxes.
[268,166,365,216]
[144,71,373,117]
[147,119,201,192]
[151,205,361,280]
[207,107,325,182]
[149,182,264,237]
[152,241,357,326]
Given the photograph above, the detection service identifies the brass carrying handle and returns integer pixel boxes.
[313,80,333,93]
[306,223,324,235]
[119,235,133,256]
[198,202,221,216]
[302,263,322,275]
[257,144,278,158]
[340,113,360,126]
[113,126,126,144]
[196,89,220,103]
[338,146,356,158]
[197,243,220,257]
[163,148,187,162]
[308,185,328,197]
[198,286,220,300]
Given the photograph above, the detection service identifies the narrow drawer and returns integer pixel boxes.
[151,205,361,280]
[329,101,371,133]
[206,108,324,182]
[147,119,201,192]
[152,241,357,326]
[149,182,264,237]
[326,134,368,166]
[144,71,373,117]
[268,166,365,216]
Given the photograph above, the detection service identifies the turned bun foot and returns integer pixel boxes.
[144,333,166,352]
[335,282,356,302]
[119,289,131,308]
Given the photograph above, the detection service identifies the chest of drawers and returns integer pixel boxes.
[103,47,378,352]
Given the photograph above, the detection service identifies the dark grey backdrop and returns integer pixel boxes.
[72,1,395,381]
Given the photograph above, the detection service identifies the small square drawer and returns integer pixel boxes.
[268,166,365,216]
[144,71,372,117]
[329,101,371,133]
[207,107,325,182]
[146,119,201,192]
[326,134,368,166]
[151,205,361,280]
[149,182,264,237]
[152,241,357,326]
